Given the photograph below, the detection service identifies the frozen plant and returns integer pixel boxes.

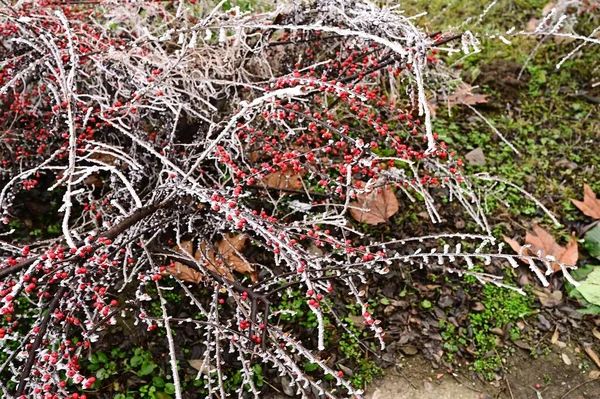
[0,1,579,398]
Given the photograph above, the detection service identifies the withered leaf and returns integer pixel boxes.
[198,233,257,283]
[584,343,600,370]
[527,18,540,32]
[446,83,489,107]
[84,174,103,187]
[188,359,212,375]
[90,151,119,166]
[165,235,256,283]
[163,240,204,284]
[503,224,578,272]
[262,168,304,190]
[571,184,600,219]
[542,2,556,16]
[349,181,399,225]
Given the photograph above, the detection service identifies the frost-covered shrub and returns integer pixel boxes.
[0,1,579,398]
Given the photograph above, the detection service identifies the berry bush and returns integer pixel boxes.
[0,1,584,398]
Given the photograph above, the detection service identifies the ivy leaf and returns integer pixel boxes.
[584,225,600,260]
[349,181,399,225]
[571,184,600,219]
[164,383,175,395]
[575,268,600,307]
[503,224,578,272]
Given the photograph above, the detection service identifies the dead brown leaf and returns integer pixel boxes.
[503,224,578,272]
[349,181,399,225]
[571,184,600,219]
[527,17,540,32]
[90,152,119,166]
[584,343,600,369]
[533,289,563,308]
[446,83,489,107]
[198,233,257,283]
[542,2,556,16]
[262,168,304,190]
[163,241,204,284]
[84,174,103,187]
[164,234,256,284]
[551,328,559,344]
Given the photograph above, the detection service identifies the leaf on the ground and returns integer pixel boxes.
[571,184,600,219]
[90,151,119,166]
[188,359,212,375]
[527,18,540,32]
[575,268,600,306]
[262,168,304,190]
[465,147,486,166]
[551,328,559,344]
[197,233,256,283]
[163,241,204,284]
[533,289,563,308]
[561,353,572,365]
[584,225,600,260]
[593,328,600,341]
[165,235,256,283]
[583,343,600,369]
[84,174,103,187]
[446,83,489,107]
[503,224,578,272]
[349,181,399,225]
[590,370,600,380]
[542,2,556,16]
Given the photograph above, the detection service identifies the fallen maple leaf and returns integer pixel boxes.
[200,233,257,283]
[262,168,304,190]
[446,83,489,107]
[165,234,256,283]
[164,241,204,284]
[503,224,578,272]
[570,184,600,219]
[349,181,399,225]
[429,83,489,116]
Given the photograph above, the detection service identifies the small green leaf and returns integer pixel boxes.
[96,368,110,380]
[139,361,157,376]
[380,297,390,305]
[303,362,319,372]
[421,300,432,309]
[97,352,108,364]
[164,383,175,395]
[575,267,600,306]
[130,355,143,368]
[153,376,165,387]
[584,225,600,260]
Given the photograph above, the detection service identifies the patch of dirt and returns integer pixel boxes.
[471,60,530,101]
[366,350,600,399]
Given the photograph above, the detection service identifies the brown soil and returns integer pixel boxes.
[368,349,600,399]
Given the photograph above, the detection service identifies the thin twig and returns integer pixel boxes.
[506,376,515,399]
[560,379,600,399]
